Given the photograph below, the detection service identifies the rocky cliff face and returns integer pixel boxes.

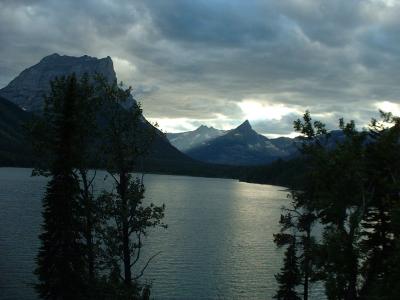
[0,53,116,111]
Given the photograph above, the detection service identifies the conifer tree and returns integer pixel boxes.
[34,75,87,299]
[275,110,400,300]
[315,120,367,300]
[290,110,326,300]
[274,237,301,300]
[360,112,400,298]
[30,73,103,298]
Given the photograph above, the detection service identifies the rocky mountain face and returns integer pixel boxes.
[185,120,294,166]
[0,53,116,112]
[167,125,226,151]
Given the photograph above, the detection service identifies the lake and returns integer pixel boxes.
[0,167,324,299]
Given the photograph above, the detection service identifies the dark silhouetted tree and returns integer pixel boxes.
[279,110,400,300]
[274,234,302,300]
[96,79,166,299]
[30,73,104,298]
[359,112,400,298]
[34,75,87,299]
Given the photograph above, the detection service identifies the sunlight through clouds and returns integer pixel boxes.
[147,117,197,133]
[238,100,301,121]
[112,57,137,83]
[375,101,400,116]
[264,132,300,139]
[373,0,398,7]
[2,0,400,136]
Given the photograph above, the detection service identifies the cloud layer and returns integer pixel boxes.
[1,0,400,135]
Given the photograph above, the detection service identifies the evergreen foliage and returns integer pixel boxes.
[31,74,165,299]
[34,75,87,299]
[274,110,400,300]
[274,238,302,300]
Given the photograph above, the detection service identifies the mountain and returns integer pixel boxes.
[0,54,193,169]
[0,96,34,166]
[186,120,291,165]
[0,53,246,178]
[167,125,226,151]
[269,136,301,157]
[0,53,116,112]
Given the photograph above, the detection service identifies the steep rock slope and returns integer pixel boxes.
[0,53,116,111]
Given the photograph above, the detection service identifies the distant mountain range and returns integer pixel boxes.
[167,125,227,151]
[167,120,351,166]
[167,120,301,165]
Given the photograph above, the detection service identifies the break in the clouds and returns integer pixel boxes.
[1,0,400,135]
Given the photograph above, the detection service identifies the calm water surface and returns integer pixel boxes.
[0,168,323,299]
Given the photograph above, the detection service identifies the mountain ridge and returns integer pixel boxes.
[167,125,226,151]
[0,53,116,111]
[185,120,291,165]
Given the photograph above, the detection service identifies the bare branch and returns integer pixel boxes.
[133,251,162,280]
[283,208,302,217]
[88,169,97,187]
[109,172,119,185]
[131,233,142,267]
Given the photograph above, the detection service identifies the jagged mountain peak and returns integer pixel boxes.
[185,120,287,166]
[40,53,112,63]
[196,125,220,132]
[0,53,116,111]
[230,120,262,138]
[197,125,210,130]
[238,119,251,128]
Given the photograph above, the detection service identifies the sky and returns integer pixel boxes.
[1,0,400,137]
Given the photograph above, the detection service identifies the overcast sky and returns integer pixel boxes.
[1,0,400,136]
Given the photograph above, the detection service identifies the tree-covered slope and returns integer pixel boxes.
[0,96,34,165]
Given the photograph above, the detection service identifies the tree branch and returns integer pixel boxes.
[131,232,142,267]
[133,251,162,280]
[88,169,97,187]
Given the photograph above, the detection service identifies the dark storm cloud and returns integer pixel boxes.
[141,0,280,47]
[1,0,399,134]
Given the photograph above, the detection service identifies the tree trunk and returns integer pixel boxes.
[81,170,95,284]
[119,171,132,285]
[345,238,358,300]
[348,214,361,300]
[303,227,310,300]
